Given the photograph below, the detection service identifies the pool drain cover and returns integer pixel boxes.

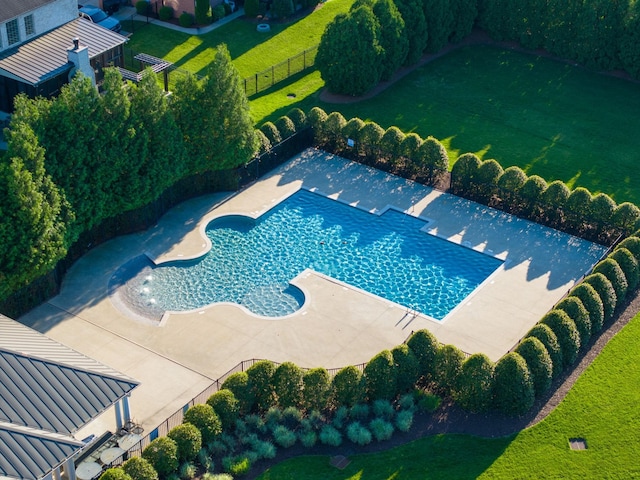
[569,438,588,450]
[330,455,350,469]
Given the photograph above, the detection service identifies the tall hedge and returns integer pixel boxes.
[99,469,132,480]
[540,310,581,367]
[220,371,254,415]
[554,296,591,349]
[271,361,304,409]
[363,350,397,400]
[616,236,640,264]
[183,404,222,444]
[592,258,628,306]
[206,389,240,432]
[515,337,553,397]
[453,353,494,413]
[433,344,465,395]
[610,247,639,292]
[451,153,481,194]
[569,282,604,334]
[492,352,535,416]
[526,323,563,378]
[167,423,202,463]
[246,360,276,412]
[122,457,158,480]
[391,344,420,393]
[583,272,618,322]
[406,329,439,382]
[331,365,364,407]
[142,437,179,478]
[302,367,331,412]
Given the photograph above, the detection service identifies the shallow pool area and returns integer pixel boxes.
[115,189,503,320]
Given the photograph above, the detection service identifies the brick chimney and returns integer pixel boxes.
[67,37,96,86]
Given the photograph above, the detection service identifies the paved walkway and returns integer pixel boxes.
[19,149,607,439]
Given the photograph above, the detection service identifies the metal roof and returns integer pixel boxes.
[0,426,82,480]
[0,18,127,85]
[0,0,55,23]
[0,348,138,434]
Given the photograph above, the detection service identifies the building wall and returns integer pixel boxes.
[162,0,196,16]
[0,0,77,52]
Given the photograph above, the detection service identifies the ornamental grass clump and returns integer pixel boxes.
[349,403,371,421]
[372,399,395,421]
[395,410,414,432]
[347,422,373,446]
[369,418,395,442]
[178,462,197,480]
[414,389,441,412]
[272,425,297,448]
[319,425,343,446]
[251,439,277,459]
[299,429,318,448]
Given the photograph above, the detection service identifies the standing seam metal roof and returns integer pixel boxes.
[0,0,55,24]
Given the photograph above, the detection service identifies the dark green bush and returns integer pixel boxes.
[211,4,226,21]
[569,282,604,334]
[453,353,494,413]
[610,247,640,291]
[497,165,527,209]
[611,202,640,235]
[142,437,179,478]
[99,468,131,480]
[391,343,420,393]
[414,389,441,412]
[540,310,581,367]
[554,296,591,348]
[589,193,616,230]
[158,6,173,20]
[540,180,570,225]
[492,352,535,416]
[593,258,628,305]
[526,323,563,378]
[183,404,222,444]
[349,402,370,421]
[275,116,297,139]
[372,399,395,420]
[260,121,282,146]
[272,0,295,17]
[416,136,449,183]
[271,361,303,409]
[168,423,201,463]
[179,12,194,27]
[583,273,617,323]
[286,107,307,130]
[321,112,348,151]
[302,367,331,412]
[475,159,504,202]
[358,121,385,161]
[194,0,212,24]
[363,349,397,401]
[281,406,303,429]
[400,132,423,161]
[122,457,157,480]
[379,126,406,165]
[616,236,640,264]
[206,389,239,432]
[220,371,254,415]
[331,365,364,407]
[515,337,553,397]
[433,344,465,395]
[341,117,365,146]
[135,0,150,14]
[395,409,414,432]
[406,329,438,382]
[255,129,271,154]
[565,187,592,231]
[519,174,547,216]
[307,107,328,139]
[451,153,481,194]
[223,2,232,15]
[244,0,260,17]
[246,360,276,412]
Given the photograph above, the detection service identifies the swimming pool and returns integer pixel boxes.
[116,189,503,320]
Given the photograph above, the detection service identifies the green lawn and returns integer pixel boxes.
[258,312,640,479]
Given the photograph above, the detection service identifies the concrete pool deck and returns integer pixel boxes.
[19,148,608,438]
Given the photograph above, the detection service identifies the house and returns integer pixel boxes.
[0,314,139,480]
[0,0,128,112]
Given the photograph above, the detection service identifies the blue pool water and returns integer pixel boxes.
[120,190,503,320]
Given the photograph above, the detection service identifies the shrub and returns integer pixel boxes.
[99,468,132,480]
[406,329,439,382]
[281,406,303,429]
[397,392,416,411]
[359,121,385,160]
[401,132,423,161]
[158,6,173,20]
[416,136,449,183]
[331,405,349,429]
[611,202,640,235]
[252,439,277,459]
[526,324,563,378]
[391,343,420,393]
[414,389,441,412]
[593,258,628,305]
[475,159,504,202]
[583,272,618,322]
[565,187,592,231]
[322,111,348,151]
[519,174,547,216]
[135,0,150,14]
[275,116,297,140]
[369,418,395,442]
[206,389,239,432]
[183,404,222,444]
[541,310,581,367]
[372,399,395,420]
[514,337,553,396]
[244,0,260,16]
[142,438,179,478]
[123,457,157,480]
[201,475,232,480]
[211,4,225,21]
[286,108,307,130]
[272,425,297,448]
[272,0,295,17]
[555,296,591,348]
[610,247,640,292]
[453,353,494,413]
[540,180,570,209]
[244,413,266,434]
[616,236,640,264]
[179,12,194,27]
[349,402,371,421]
[194,0,211,24]
[271,361,304,409]
[569,282,604,334]
[451,153,481,194]
[395,409,414,432]
[255,129,271,154]
[246,360,276,412]
[222,455,251,476]
[168,423,202,463]
[497,165,527,207]
[307,409,325,430]
[264,406,283,431]
[341,117,365,146]
[331,365,364,407]
[299,429,318,448]
[492,352,535,416]
[433,344,465,395]
[589,193,616,230]
[319,425,343,446]
[307,106,328,141]
[260,121,282,146]
[302,367,330,412]
[363,349,397,400]
[221,371,254,415]
[196,448,213,473]
[179,462,197,480]
[379,126,406,164]
[222,2,232,15]
[346,421,373,445]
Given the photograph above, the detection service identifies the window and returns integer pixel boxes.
[6,19,20,45]
[24,15,35,36]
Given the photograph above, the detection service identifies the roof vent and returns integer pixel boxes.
[73,37,80,50]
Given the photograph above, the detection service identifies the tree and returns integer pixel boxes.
[168,423,202,462]
[271,361,304,409]
[302,367,331,412]
[183,404,222,443]
[0,119,70,301]
[451,153,481,195]
[123,456,158,480]
[454,353,494,413]
[515,337,553,396]
[220,371,254,415]
[391,344,420,393]
[492,352,535,416]
[448,0,477,43]
[540,310,581,368]
[569,282,604,334]
[142,437,179,478]
[422,0,453,52]
[172,44,257,175]
[610,247,639,292]
[433,344,465,395]
[406,329,439,382]
[592,258,628,306]
[272,0,295,18]
[194,0,211,24]
[246,360,276,412]
[526,323,563,378]
[583,273,617,323]
[394,0,428,65]
[620,1,640,79]
[363,350,397,400]
[331,365,364,407]
[372,0,409,80]
[207,389,240,431]
[316,7,384,95]
[99,468,132,480]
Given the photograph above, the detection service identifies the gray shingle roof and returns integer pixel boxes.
[0,427,82,480]
[0,0,55,23]
[0,18,127,85]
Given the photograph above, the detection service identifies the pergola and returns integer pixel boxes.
[117,53,173,91]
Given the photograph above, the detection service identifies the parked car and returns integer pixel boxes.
[102,0,128,14]
[78,5,122,33]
